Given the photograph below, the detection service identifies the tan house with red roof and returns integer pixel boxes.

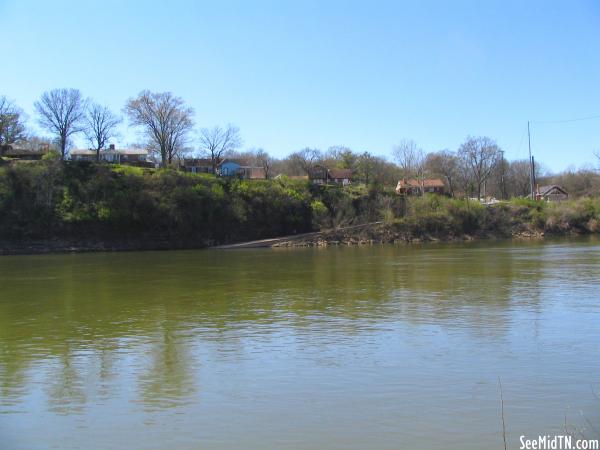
[396,179,445,195]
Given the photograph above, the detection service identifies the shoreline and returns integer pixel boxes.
[0,224,570,256]
[270,223,548,248]
[0,238,208,256]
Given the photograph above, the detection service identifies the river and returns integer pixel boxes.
[1,238,599,449]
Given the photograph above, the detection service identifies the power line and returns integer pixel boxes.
[516,126,528,158]
[530,114,600,124]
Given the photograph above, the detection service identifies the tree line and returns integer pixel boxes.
[2,89,599,199]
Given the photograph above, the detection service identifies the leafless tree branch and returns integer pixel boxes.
[288,147,322,175]
[124,90,194,166]
[458,136,502,199]
[0,96,27,146]
[198,125,243,172]
[34,88,87,160]
[84,102,121,161]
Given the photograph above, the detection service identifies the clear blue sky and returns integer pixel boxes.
[1,0,599,172]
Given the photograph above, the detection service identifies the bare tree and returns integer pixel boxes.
[507,158,546,197]
[393,139,426,193]
[506,160,533,197]
[198,125,242,172]
[458,136,502,199]
[325,145,356,169]
[19,134,55,153]
[84,102,121,161]
[34,88,87,160]
[541,166,600,197]
[356,151,376,185]
[425,150,460,197]
[124,91,194,166]
[288,147,322,175]
[0,96,27,146]
[253,148,273,179]
[393,139,424,176]
[491,152,509,199]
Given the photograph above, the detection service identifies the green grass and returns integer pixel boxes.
[109,164,153,176]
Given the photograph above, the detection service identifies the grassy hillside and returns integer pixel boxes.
[392,195,600,239]
[1,160,599,250]
[0,161,398,246]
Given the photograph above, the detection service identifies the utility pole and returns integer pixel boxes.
[499,149,506,200]
[532,156,536,193]
[528,121,535,200]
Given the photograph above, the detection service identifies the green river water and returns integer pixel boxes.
[0,238,599,449]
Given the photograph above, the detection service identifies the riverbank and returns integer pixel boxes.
[1,161,599,254]
[272,196,597,247]
[270,224,538,248]
[0,221,579,255]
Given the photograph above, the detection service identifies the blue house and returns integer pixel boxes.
[218,159,266,179]
[219,160,242,176]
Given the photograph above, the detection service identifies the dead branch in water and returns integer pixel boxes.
[499,377,507,450]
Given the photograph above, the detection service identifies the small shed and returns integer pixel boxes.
[536,185,568,202]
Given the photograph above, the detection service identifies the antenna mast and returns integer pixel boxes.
[528,121,535,199]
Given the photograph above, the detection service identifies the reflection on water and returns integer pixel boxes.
[0,238,599,449]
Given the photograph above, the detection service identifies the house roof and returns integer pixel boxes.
[70,149,96,155]
[1,145,47,156]
[308,166,352,179]
[538,185,568,196]
[397,178,445,188]
[221,158,251,167]
[183,158,264,168]
[183,158,214,166]
[221,158,263,169]
[328,168,353,179]
[71,148,148,155]
[308,165,328,178]
[108,149,148,155]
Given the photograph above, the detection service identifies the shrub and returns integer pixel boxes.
[42,150,61,161]
[545,198,600,233]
